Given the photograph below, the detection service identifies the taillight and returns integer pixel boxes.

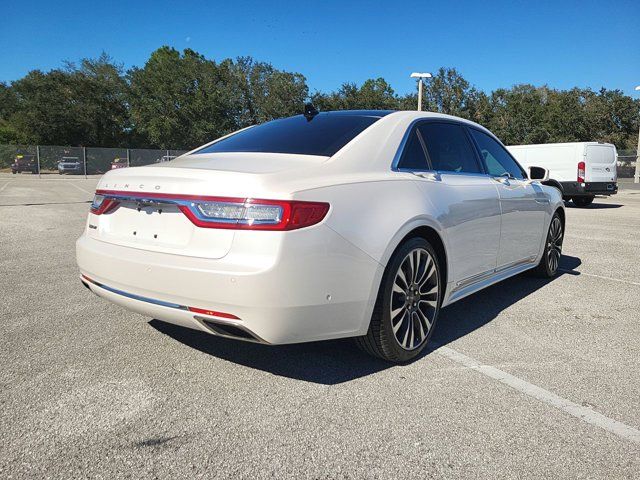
[92,190,329,230]
[179,198,329,230]
[577,161,585,183]
[90,194,118,215]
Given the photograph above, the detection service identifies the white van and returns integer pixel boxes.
[507,142,618,207]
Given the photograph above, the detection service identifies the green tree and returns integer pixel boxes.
[128,49,308,148]
[228,56,308,126]
[1,49,638,154]
[424,67,483,119]
[583,88,639,149]
[128,47,237,149]
[6,54,129,147]
[312,78,398,111]
[0,82,20,144]
[483,85,551,145]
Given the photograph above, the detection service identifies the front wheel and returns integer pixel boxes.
[572,196,594,207]
[532,213,564,278]
[355,237,442,363]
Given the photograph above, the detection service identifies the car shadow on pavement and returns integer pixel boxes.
[566,203,623,209]
[430,254,581,351]
[149,254,581,385]
[149,320,390,384]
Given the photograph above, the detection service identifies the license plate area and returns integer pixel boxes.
[92,198,236,259]
[102,200,192,248]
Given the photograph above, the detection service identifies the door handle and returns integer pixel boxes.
[493,173,513,184]
[411,171,441,181]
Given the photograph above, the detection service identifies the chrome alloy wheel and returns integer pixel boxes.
[547,216,563,273]
[390,248,439,350]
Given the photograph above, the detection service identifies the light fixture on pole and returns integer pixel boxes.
[410,72,432,111]
[634,86,640,183]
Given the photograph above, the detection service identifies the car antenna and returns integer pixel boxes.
[303,103,319,121]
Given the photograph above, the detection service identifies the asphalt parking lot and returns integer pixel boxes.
[1,173,639,479]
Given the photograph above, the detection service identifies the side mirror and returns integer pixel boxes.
[528,166,549,182]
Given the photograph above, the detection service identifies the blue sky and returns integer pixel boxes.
[2,0,639,96]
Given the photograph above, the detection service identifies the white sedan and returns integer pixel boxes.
[77,110,564,362]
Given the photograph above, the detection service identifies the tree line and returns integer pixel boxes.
[1,46,638,151]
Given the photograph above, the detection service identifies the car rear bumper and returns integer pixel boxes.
[76,227,381,344]
[560,181,617,197]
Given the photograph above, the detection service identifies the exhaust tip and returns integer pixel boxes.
[195,317,262,343]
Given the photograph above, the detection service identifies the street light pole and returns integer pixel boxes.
[410,72,432,111]
[635,86,640,184]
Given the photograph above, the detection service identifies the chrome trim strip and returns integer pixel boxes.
[452,257,537,293]
[495,257,537,274]
[82,277,188,310]
[455,269,495,289]
[100,193,282,226]
[390,119,491,177]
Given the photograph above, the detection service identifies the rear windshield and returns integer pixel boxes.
[194,113,382,157]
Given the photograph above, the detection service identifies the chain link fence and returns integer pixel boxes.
[617,149,638,179]
[2,143,638,179]
[0,144,189,177]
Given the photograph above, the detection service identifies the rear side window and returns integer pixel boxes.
[470,129,525,179]
[417,123,481,174]
[586,145,615,164]
[397,130,429,170]
[195,114,381,157]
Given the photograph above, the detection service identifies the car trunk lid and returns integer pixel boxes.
[87,153,327,259]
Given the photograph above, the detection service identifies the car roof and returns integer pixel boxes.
[319,110,491,131]
[314,110,395,118]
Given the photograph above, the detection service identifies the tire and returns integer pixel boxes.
[572,196,594,207]
[532,212,564,278]
[355,237,442,363]
[12,170,16,174]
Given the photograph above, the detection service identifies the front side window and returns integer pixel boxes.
[397,129,429,170]
[469,128,525,179]
[194,113,382,157]
[417,123,481,174]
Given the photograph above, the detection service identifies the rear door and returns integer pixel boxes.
[585,144,617,183]
[468,128,546,268]
[400,122,501,286]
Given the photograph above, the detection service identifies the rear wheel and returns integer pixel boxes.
[355,237,441,363]
[532,213,563,278]
[572,196,594,207]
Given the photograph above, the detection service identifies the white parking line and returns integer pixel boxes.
[0,182,9,192]
[560,269,640,287]
[434,344,640,445]
[68,183,94,195]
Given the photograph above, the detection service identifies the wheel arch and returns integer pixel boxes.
[382,223,449,297]
[554,205,565,229]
